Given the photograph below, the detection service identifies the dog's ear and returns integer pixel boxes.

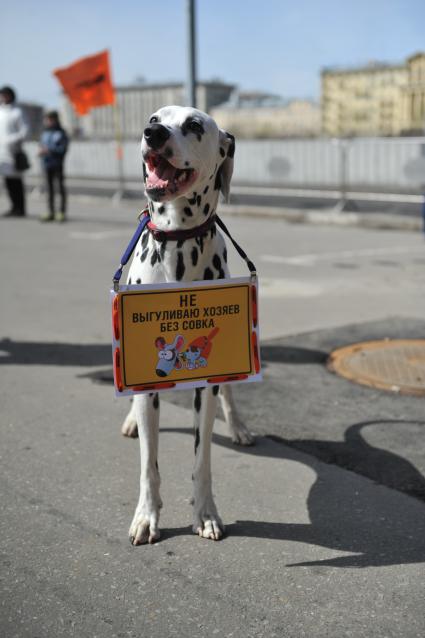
[218,130,235,203]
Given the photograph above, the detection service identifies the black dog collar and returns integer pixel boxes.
[143,209,217,242]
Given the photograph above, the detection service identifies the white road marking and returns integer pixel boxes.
[261,245,424,266]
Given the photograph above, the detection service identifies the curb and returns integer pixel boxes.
[221,204,422,232]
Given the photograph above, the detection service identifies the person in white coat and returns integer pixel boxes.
[0,86,28,217]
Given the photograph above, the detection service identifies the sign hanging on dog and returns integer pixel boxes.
[111,277,261,396]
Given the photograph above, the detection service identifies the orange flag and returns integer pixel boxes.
[53,50,115,116]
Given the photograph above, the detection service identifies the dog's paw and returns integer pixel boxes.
[193,502,224,541]
[193,516,225,541]
[129,508,160,545]
[121,414,138,438]
[231,422,255,446]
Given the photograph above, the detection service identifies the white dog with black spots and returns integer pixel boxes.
[121,105,253,545]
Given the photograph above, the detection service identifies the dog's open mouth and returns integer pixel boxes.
[145,152,197,199]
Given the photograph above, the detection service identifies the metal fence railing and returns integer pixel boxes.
[21,137,425,194]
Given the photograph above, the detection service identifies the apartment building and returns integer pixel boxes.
[321,52,425,136]
[402,52,425,133]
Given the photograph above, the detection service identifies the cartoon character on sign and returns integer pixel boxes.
[155,335,184,377]
[183,327,219,370]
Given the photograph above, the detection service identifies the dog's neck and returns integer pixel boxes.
[147,183,220,233]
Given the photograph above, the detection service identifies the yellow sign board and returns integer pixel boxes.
[111,277,261,395]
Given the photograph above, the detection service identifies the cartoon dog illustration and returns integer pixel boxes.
[183,327,219,370]
[155,335,184,377]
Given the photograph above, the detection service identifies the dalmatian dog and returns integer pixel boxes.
[121,105,254,545]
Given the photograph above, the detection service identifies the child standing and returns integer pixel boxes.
[39,111,68,222]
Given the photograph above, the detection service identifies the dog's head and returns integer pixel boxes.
[141,106,235,204]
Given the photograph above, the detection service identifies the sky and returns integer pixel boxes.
[1,0,424,108]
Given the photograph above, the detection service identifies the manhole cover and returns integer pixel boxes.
[327,339,425,396]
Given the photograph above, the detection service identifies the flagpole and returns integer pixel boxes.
[113,99,125,201]
[186,0,197,107]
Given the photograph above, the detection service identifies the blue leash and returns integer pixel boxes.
[113,213,150,288]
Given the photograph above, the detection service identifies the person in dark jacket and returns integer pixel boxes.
[39,111,68,222]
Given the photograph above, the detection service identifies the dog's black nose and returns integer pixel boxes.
[144,123,170,150]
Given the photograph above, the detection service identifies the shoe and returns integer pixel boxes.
[40,213,54,222]
[55,212,66,223]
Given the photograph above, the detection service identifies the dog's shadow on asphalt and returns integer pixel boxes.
[160,421,425,568]
[0,338,112,367]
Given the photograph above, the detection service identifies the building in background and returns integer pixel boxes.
[20,102,44,140]
[402,53,425,134]
[60,81,235,139]
[321,52,425,137]
[211,91,320,138]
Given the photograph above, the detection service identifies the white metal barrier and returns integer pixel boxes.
[23,137,425,193]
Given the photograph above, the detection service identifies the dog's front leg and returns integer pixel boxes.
[129,393,161,545]
[192,386,224,540]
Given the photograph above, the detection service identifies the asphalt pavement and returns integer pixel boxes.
[1,193,425,638]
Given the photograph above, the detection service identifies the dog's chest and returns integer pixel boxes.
[127,228,228,285]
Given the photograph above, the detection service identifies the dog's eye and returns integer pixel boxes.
[149,115,159,123]
[187,120,203,133]
[163,350,174,361]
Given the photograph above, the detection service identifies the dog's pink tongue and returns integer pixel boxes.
[148,162,177,188]
[147,171,167,188]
